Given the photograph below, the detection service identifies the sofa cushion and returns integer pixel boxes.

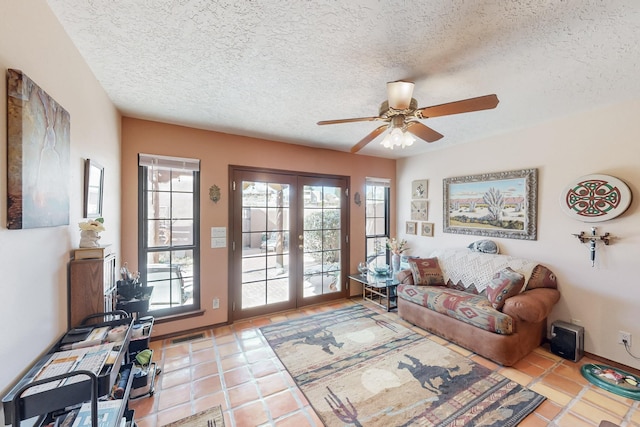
[397,284,514,335]
[526,265,558,290]
[396,269,414,285]
[409,257,445,286]
[486,267,525,310]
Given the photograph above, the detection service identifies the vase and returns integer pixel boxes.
[392,253,401,273]
[79,230,101,248]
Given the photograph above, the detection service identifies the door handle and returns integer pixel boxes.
[299,235,304,249]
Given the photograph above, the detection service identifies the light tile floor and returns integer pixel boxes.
[130,299,640,426]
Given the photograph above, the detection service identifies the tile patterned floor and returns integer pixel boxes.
[130,299,640,426]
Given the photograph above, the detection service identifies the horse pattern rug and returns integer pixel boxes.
[260,304,544,426]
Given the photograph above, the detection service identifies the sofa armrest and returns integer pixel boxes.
[502,288,560,323]
[396,269,414,285]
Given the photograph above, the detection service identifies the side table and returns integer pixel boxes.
[349,273,399,312]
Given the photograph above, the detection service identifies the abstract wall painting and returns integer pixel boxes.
[7,69,70,229]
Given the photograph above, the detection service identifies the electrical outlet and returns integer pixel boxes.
[618,331,631,347]
[213,297,220,309]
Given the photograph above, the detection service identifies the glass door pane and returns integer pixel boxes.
[233,172,297,318]
[231,168,348,320]
[301,182,345,300]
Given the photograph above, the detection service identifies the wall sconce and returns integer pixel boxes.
[209,185,221,203]
[572,227,611,267]
[354,192,361,206]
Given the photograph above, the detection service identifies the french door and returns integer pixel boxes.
[230,167,348,320]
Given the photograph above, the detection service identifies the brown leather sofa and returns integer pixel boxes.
[396,249,560,366]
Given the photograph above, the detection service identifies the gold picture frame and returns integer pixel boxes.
[406,221,417,235]
[421,222,434,237]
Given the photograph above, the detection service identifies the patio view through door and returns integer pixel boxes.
[230,167,348,320]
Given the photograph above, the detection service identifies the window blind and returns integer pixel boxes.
[138,153,200,171]
[365,177,391,187]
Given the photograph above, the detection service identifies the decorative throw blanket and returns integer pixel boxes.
[431,248,538,294]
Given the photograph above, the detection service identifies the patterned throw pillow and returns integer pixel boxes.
[486,267,525,310]
[526,264,558,290]
[409,257,445,286]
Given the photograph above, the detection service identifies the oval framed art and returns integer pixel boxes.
[560,174,632,222]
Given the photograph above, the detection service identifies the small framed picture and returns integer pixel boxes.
[406,221,417,235]
[411,200,428,221]
[411,179,428,199]
[421,222,434,237]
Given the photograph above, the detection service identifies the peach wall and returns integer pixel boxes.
[121,118,396,337]
[0,0,121,399]
[397,99,640,369]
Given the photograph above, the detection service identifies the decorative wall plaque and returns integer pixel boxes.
[560,174,631,222]
[410,200,428,221]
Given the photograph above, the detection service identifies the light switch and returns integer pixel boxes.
[211,237,226,248]
[211,227,226,238]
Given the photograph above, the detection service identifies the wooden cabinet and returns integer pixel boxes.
[69,253,117,328]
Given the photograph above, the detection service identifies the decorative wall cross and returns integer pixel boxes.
[572,227,611,267]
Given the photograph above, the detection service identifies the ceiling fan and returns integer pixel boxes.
[317,81,499,153]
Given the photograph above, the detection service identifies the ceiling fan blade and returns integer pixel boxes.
[350,125,388,153]
[317,116,382,125]
[417,94,499,119]
[387,81,415,109]
[406,121,444,143]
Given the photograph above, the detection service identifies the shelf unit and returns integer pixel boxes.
[348,274,399,312]
[69,253,117,328]
[362,282,398,311]
[117,294,158,399]
[2,315,134,427]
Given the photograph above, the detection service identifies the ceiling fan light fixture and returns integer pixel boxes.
[381,127,414,150]
[318,81,499,153]
[390,128,403,145]
[402,131,415,147]
[380,131,394,149]
[387,81,414,109]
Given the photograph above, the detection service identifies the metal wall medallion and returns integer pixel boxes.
[560,174,632,222]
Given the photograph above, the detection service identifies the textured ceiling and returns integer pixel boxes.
[47,1,640,159]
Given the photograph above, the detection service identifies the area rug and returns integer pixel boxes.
[260,304,544,426]
[161,405,224,427]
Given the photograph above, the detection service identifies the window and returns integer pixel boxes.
[138,154,200,316]
[364,177,390,268]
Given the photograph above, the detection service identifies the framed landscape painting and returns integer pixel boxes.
[443,169,538,240]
